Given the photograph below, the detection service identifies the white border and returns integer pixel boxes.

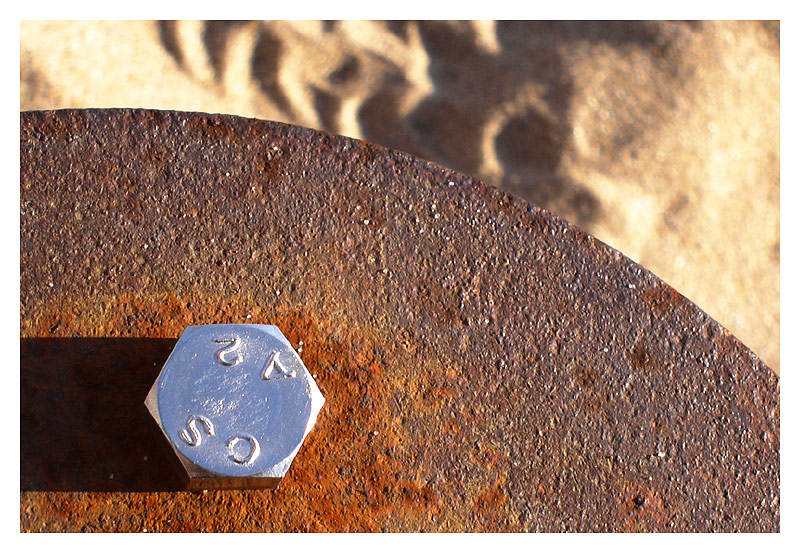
[7,5,794,546]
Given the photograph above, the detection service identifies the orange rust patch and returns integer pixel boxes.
[627,344,654,372]
[572,363,606,411]
[185,114,244,143]
[471,479,511,531]
[641,284,685,316]
[22,291,445,531]
[617,480,672,532]
[471,443,508,472]
[575,365,598,389]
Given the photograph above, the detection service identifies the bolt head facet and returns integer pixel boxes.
[145,324,324,490]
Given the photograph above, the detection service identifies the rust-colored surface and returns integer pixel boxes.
[20,109,779,532]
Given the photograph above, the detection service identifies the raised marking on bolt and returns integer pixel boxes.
[179,415,215,446]
[227,434,261,465]
[213,336,242,366]
[261,350,297,381]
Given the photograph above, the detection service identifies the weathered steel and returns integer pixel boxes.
[20,109,779,532]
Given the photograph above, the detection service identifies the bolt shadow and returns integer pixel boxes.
[21,337,190,492]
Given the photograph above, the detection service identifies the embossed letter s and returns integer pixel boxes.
[213,336,242,366]
[179,415,215,447]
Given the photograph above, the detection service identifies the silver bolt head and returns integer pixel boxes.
[145,324,325,490]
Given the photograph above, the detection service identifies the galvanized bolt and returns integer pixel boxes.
[145,324,325,490]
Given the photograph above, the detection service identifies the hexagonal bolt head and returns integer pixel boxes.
[145,324,325,490]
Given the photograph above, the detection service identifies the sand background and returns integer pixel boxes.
[20,20,780,371]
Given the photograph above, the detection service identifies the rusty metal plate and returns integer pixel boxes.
[20,109,779,532]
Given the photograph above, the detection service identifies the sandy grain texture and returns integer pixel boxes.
[20,20,778,370]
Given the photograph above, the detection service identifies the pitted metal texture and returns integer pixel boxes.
[20,109,779,532]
